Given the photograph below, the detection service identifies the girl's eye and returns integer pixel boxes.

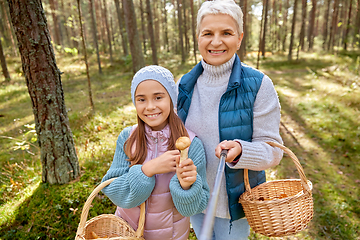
[137,98,145,102]
[155,96,162,100]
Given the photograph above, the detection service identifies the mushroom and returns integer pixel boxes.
[91,231,99,239]
[175,136,191,163]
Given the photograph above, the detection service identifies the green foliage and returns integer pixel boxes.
[1,51,360,239]
[0,173,114,239]
[63,47,79,56]
[7,124,37,152]
[248,52,360,240]
[0,52,136,239]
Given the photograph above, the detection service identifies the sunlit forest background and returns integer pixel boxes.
[0,0,359,239]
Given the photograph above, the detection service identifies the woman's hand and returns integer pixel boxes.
[215,140,242,163]
[176,157,197,190]
[142,150,180,177]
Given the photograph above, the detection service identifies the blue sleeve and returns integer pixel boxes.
[101,126,155,208]
[170,137,210,217]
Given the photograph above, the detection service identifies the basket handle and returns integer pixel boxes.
[244,142,311,195]
[75,178,146,239]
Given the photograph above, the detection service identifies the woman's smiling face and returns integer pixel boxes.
[197,14,243,66]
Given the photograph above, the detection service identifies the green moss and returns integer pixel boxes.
[1,51,360,239]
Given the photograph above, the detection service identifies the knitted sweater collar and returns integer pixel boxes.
[200,54,236,85]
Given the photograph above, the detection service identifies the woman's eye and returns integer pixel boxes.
[137,98,145,102]
[155,96,162,100]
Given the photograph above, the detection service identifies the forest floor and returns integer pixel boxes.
[0,49,359,239]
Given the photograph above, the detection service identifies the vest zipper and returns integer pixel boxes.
[154,137,158,157]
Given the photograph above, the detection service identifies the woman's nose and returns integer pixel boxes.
[211,34,222,47]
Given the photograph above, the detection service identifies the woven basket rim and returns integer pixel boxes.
[239,179,313,204]
[84,214,135,229]
[75,178,145,240]
[239,142,314,237]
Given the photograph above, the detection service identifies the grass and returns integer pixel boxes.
[247,51,360,240]
[0,49,360,239]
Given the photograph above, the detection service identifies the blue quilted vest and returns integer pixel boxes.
[177,55,266,222]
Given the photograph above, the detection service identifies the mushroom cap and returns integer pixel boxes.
[175,136,191,150]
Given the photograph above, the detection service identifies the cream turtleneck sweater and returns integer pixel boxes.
[178,54,283,219]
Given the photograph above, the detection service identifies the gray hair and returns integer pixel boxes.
[196,0,243,36]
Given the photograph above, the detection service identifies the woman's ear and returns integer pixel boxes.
[237,33,244,50]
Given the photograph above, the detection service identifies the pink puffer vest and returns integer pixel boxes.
[115,124,195,240]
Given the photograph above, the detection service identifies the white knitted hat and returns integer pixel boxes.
[131,65,176,107]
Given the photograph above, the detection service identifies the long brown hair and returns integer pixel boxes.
[124,101,189,166]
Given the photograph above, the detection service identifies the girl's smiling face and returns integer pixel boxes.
[134,80,171,131]
[198,14,243,66]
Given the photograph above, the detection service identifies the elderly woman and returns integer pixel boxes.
[177,0,283,239]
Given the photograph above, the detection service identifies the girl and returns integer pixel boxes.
[177,0,283,239]
[101,65,209,240]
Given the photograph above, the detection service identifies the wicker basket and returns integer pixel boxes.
[75,178,145,240]
[239,141,313,237]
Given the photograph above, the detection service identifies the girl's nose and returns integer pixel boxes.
[146,101,156,110]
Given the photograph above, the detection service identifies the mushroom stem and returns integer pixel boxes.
[179,148,188,163]
[175,137,191,163]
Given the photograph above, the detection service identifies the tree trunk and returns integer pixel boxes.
[48,0,62,46]
[308,0,316,50]
[122,0,145,73]
[177,0,185,63]
[8,0,79,184]
[153,1,160,50]
[332,0,340,50]
[68,2,79,50]
[163,0,169,52]
[354,0,360,48]
[315,5,320,37]
[114,0,129,56]
[288,0,299,61]
[139,0,147,55]
[282,0,289,51]
[190,0,197,63]
[271,0,277,51]
[238,0,247,60]
[338,0,345,48]
[261,0,269,56]
[1,1,18,56]
[110,15,115,51]
[146,0,158,64]
[102,0,113,64]
[0,37,11,82]
[183,0,189,54]
[173,0,177,53]
[276,1,282,50]
[96,1,106,53]
[59,0,71,47]
[344,0,353,50]
[77,0,95,112]
[299,0,307,51]
[89,0,102,74]
[323,0,331,50]
[257,0,266,69]
[0,7,10,45]
[328,0,339,51]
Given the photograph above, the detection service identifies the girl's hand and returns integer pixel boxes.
[176,157,197,190]
[142,150,180,177]
[215,140,242,163]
